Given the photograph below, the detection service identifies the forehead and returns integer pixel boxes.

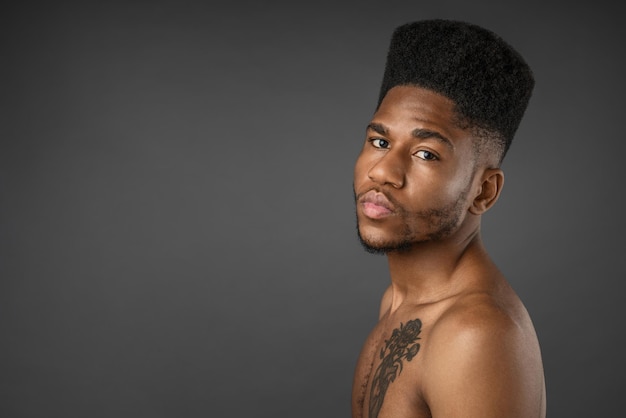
[373,85,466,139]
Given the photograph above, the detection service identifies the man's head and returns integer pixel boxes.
[378,19,534,164]
[354,20,533,254]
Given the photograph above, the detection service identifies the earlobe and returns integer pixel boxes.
[469,168,504,215]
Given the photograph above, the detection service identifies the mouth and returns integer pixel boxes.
[359,190,396,219]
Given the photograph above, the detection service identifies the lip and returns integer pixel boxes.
[359,190,395,219]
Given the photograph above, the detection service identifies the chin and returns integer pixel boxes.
[357,226,414,255]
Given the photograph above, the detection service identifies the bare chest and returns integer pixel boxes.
[352,318,430,418]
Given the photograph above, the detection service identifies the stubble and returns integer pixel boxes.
[355,186,470,255]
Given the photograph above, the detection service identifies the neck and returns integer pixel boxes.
[385,223,491,311]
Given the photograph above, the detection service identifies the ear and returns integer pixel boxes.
[469,168,504,215]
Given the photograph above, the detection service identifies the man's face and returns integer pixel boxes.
[354,85,479,253]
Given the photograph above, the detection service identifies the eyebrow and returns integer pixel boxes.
[366,122,454,150]
[411,128,454,150]
[366,122,388,136]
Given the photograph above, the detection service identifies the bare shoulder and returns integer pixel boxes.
[421,291,546,418]
[429,290,531,342]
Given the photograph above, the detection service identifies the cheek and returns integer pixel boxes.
[404,168,470,206]
[441,175,469,196]
[435,171,477,206]
[353,153,370,185]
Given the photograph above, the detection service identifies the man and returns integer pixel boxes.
[352,20,546,418]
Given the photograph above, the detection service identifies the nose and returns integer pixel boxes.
[367,151,405,188]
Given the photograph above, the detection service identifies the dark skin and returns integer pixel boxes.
[352,85,546,418]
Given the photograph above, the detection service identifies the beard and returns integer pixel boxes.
[355,186,470,255]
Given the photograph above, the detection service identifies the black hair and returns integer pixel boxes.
[378,20,534,162]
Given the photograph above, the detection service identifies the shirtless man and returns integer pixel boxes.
[352,20,546,418]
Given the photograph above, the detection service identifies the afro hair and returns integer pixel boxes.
[378,20,534,160]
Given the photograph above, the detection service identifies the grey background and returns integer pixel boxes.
[1,1,624,417]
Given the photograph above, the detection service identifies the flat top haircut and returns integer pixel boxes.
[378,19,534,162]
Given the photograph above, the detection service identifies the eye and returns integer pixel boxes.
[415,150,438,161]
[370,138,390,149]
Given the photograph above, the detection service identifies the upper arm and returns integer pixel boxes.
[422,309,545,418]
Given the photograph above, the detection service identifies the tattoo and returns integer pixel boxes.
[368,319,422,418]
